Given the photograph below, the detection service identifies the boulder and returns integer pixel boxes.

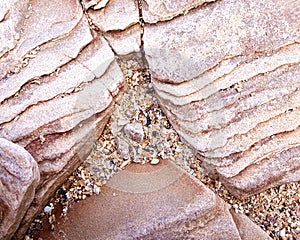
[144,0,300,196]
[0,138,39,240]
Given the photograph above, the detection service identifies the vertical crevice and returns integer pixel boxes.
[137,0,148,69]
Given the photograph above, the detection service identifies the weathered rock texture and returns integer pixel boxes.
[144,0,300,196]
[0,0,124,238]
[1,0,300,238]
[0,138,39,240]
[87,0,141,56]
[33,161,271,240]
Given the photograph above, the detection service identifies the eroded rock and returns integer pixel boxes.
[0,138,39,240]
[104,24,141,56]
[0,0,83,80]
[88,0,139,32]
[0,1,124,238]
[142,0,215,23]
[144,0,300,196]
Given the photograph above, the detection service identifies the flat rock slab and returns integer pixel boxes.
[34,160,270,240]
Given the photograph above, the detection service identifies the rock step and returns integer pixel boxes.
[33,160,271,240]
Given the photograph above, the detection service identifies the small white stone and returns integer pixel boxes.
[44,205,54,213]
[150,158,160,165]
[93,185,100,195]
[279,228,286,237]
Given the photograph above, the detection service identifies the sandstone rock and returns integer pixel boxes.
[142,0,215,23]
[0,0,29,59]
[144,0,300,196]
[33,160,270,239]
[0,2,124,237]
[230,210,272,240]
[88,0,139,32]
[0,0,83,80]
[104,24,141,55]
[0,17,93,115]
[0,138,39,240]
[11,41,124,238]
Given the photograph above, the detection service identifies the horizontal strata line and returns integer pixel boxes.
[172,103,300,157]
[16,5,84,58]
[143,0,219,25]
[0,15,88,103]
[0,46,115,126]
[0,85,111,144]
[170,87,300,136]
[24,104,113,163]
[214,129,300,176]
[152,53,242,89]
[227,143,300,182]
[163,62,300,122]
[21,105,112,151]
[166,73,299,124]
[217,142,300,178]
[155,58,300,107]
[0,93,110,146]
[196,126,300,168]
[154,44,300,105]
[153,41,299,94]
[203,108,300,158]
[164,87,300,137]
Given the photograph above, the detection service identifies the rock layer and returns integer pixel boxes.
[0,0,124,238]
[144,0,300,196]
[0,138,39,240]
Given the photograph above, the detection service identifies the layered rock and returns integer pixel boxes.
[86,0,141,56]
[0,138,39,240]
[0,0,124,238]
[144,0,300,196]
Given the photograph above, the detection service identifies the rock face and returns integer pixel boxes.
[0,0,124,238]
[144,0,300,196]
[1,0,300,238]
[0,138,39,240]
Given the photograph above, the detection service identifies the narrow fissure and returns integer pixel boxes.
[137,0,148,69]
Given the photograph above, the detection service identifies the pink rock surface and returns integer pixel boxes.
[0,138,39,240]
[144,0,300,196]
[88,0,139,31]
[33,160,270,239]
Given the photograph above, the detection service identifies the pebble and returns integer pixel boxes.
[123,123,144,143]
[44,205,54,214]
[150,158,160,165]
